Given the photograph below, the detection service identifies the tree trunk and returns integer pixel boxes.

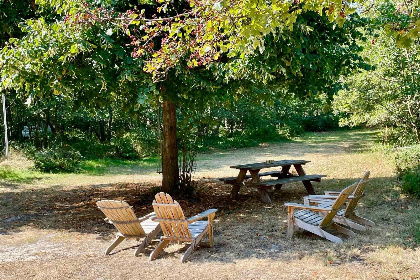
[53,106,58,137]
[36,117,40,147]
[44,107,50,147]
[161,98,178,193]
[2,94,8,159]
[6,97,14,140]
[98,121,106,142]
[107,106,113,141]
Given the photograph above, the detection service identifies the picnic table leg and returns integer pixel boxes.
[257,188,272,203]
[274,165,291,190]
[231,183,243,199]
[250,169,272,203]
[280,165,292,178]
[294,164,316,195]
[231,169,247,199]
[274,184,283,190]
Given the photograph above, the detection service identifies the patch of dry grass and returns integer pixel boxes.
[0,130,419,280]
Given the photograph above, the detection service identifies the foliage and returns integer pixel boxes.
[225,11,369,94]
[394,145,420,197]
[0,0,37,47]
[394,145,420,174]
[32,145,83,173]
[111,134,141,160]
[333,29,420,146]
[400,170,420,198]
[376,0,420,48]
[66,0,363,81]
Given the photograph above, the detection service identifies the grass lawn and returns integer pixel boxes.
[0,129,419,279]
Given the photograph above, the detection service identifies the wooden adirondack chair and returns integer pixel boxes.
[96,200,161,256]
[303,171,374,231]
[150,192,217,263]
[285,182,358,243]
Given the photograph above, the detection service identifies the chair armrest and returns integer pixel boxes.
[305,198,334,204]
[138,212,156,223]
[309,194,355,200]
[307,195,337,200]
[304,196,332,206]
[187,209,218,223]
[324,191,340,195]
[285,203,332,212]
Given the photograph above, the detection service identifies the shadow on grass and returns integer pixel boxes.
[1,175,418,264]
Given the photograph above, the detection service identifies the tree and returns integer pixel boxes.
[333,0,420,145]
[376,0,420,47]
[1,0,371,193]
[333,31,420,145]
[95,0,365,193]
[0,0,38,157]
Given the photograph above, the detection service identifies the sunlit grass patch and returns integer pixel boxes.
[296,129,380,145]
[0,166,43,184]
[79,157,158,175]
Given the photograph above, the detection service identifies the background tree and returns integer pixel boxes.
[1,0,370,193]
[333,31,419,145]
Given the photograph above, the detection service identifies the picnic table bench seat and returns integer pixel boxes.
[256,174,326,189]
[218,171,285,184]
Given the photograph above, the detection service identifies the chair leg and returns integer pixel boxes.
[135,237,148,257]
[350,215,375,227]
[181,241,196,263]
[287,208,294,239]
[332,223,356,237]
[335,217,366,231]
[319,229,343,244]
[181,228,208,263]
[135,225,161,256]
[105,234,125,255]
[149,239,170,261]
[208,224,214,247]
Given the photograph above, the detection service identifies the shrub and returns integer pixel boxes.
[110,131,160,159]
[302,114,340,132]
[111,135,140,160]
[400,170,420,197]
[394,145,420,197]
[245,126,281,142]
[380,127,419,146]
[33,146,82,173]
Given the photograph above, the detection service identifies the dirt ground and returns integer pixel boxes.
[0,130,419,280]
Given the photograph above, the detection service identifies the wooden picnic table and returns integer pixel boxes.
[219,159,326,203]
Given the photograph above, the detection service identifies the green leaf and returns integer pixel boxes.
[70,44,78,54]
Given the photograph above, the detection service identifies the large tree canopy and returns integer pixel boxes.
[1,0,418,192]
[66,0,363,81]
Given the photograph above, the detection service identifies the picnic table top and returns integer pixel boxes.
[230,159,310,170]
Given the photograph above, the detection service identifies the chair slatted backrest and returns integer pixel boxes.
[319,182,358,227]
[152,192,192,240]
[344,171,370,216]
[97,200,146,237]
